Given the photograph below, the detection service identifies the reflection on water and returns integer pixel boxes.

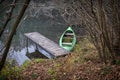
[11,45,35,65]
[0,0,68,65]
[10,16,67,65]
[0,0,86,66]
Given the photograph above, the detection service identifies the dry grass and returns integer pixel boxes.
[2,38,120,80]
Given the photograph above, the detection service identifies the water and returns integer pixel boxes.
[12,15,67,65]
[0,0,68,65]
[0,0,86,65]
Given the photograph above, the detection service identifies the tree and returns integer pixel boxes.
[0,0,30,72]
[0,0,16,37]
[53,0,120,64]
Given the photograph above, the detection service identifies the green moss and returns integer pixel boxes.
[0,59,23,80]
[31,73,38,79]
[34,59,45,63]
[115,60,120,65]
[22,60,31,68]
[54,63,61,67]
[48,68,55,75]
[48,68,56,80]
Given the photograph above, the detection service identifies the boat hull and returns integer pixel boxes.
[59,27,76,51]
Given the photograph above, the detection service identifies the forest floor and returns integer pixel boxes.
[21,39,120,80]
[1,38,120,80]
[22,55,120,80]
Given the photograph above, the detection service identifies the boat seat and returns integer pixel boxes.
[62,42,72,45]
[65,33,74,36]
[63,36,73,39]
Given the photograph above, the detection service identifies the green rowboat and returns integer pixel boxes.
[59,27,76,51]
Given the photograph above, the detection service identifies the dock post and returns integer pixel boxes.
[26,38,29,53]
[35,43,38,52]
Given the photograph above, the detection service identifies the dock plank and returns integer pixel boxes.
[24,32,69,58]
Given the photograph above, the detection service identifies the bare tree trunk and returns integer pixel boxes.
[97,0,116,64]
[0,0,30,72]
[54,0,119,64]
[112,0,120,55]
[0,0,16,37]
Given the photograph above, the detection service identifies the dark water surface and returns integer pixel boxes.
[0,0,85,65]
[11,13,67,65]
[0,0,68,65]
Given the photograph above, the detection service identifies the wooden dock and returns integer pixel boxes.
[24,32,69,58]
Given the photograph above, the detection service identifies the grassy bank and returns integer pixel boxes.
[0,38,120,80]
